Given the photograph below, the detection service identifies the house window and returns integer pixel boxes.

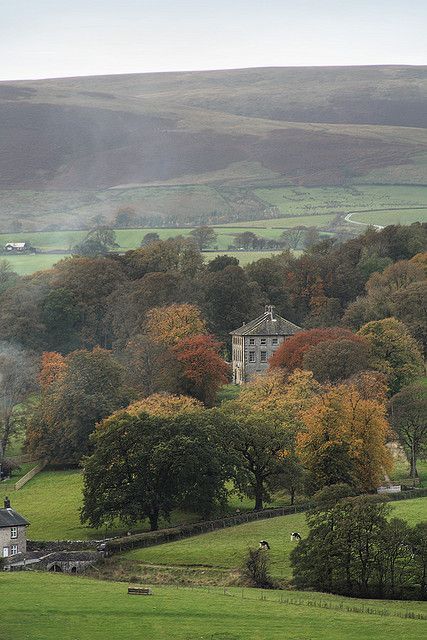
[2,547,9,558]
[249,338,255,345]
[260,351,267,363]
[272,337,278,345]
[249,351,256,363]
[11,545,18,556]
[260,338,266,345]
[11,526,18,539]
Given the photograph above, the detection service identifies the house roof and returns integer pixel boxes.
[4,242,26,248]
[0,508,29,528]
[230,306,301,337]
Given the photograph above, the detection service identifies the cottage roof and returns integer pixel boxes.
[0,507,29,528]
[230,306,301,337]
[4,242,26,248]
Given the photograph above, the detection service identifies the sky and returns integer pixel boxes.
[0,0,426,81]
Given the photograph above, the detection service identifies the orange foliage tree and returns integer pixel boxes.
[38,352,66,390]
[120,392,203,418]
[297,379,392,494]
[174,334,230,406]
[269,327,365,371]
[146,303,206,347]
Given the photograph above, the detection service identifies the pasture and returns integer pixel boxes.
[1,573,426,640]
[124,498,427,579]
[255,184,427,218]
[4,468,289,540]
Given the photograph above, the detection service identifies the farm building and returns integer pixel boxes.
[4,242,29,252]
[230,305,301,384]
[0,497,29,559]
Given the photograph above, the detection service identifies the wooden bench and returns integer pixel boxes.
[128,587,153,595]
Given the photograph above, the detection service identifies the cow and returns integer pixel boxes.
[290,532,302,541]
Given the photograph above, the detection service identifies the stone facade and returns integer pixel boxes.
[230,306,301,384]
[0,500,29,559]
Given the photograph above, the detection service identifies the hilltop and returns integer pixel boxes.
[0,65,426,229]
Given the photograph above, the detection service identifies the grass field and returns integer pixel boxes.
[351,208,427,226]
[0,250,286,275]
[255,185,427,218]
[124,498,427,579]
[4,468,290,540]
[1,573,426,640]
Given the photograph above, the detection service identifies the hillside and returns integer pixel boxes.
[1,65,426,229]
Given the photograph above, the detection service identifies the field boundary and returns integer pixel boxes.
[14,459,48,491]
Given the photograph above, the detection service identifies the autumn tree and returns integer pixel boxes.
[173,334,229,406]
[390,383,427,480]
[146,303,206,347]
[123,392,203,418]
[280,226,306,250]
[26,348,130,463]
[38,352,65,390]
[269,327,361,371]
[358,317,424,395]
[81,410,231,531]
[0,342,37,456]
[220,370,319,509]
[297,381,392,494]
[0,260,18,295]
[190,226,217,250]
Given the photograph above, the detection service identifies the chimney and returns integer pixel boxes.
[265,305,275,320]
[4,496,11,509]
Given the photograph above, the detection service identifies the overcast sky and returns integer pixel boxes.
[0,0,425,81]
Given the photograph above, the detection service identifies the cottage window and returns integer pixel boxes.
[249,338,255,345]
[260,338,266,345]
[11,545,18,556]
[10,526,18,539]
[260,351,267,363]
[249,351,256,363]
[2,547,9,558]
[272,337,278,345]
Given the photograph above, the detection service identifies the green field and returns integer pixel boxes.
[351,208,427,226]
[255,185,427,218]
[1,573,426,640]
[5,468,290,540]
[124,498,427,579]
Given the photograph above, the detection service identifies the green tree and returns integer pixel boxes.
[81,410,231,531]
[302,338,370,383]
[233,231,258,250]
[190,226,217,250]
[27,348,130,463]
[140,232,160,247]
[0,342,37,456]
[358,317,424,395]
[73,227,118,256]
[390,383,427,480]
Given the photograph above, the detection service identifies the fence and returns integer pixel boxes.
[106,503,309,554]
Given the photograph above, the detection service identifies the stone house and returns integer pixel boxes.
[230,305,301,384]
[0,497,29,559]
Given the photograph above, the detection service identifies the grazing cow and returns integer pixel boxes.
[291,532,302,541]
[259,540,270,550]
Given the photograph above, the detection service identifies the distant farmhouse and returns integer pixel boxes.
[231,305,301,384]
[4,242,29,252]
[0,497,29,560]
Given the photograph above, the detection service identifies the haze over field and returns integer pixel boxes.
[0,65,426,230]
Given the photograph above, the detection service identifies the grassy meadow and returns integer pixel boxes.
[123,498,427,580]
[255,185,427,218]
[4,467,290,541]
[2,573,426,640]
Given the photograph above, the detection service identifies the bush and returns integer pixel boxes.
[242,548,274,589]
